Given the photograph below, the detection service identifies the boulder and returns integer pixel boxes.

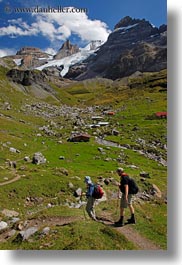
[140,172,150,178]
[74,188,82,197]
[0,221,8,231]
[32,152,46,165]
[151,184,162,198]
[16,227,38,241]
[2,209,19,217]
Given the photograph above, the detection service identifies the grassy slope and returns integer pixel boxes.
[0,67,167,249]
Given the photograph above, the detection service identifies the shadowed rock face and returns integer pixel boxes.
[66,16,167,80]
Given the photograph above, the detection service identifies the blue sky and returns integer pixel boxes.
[0,0,167,57]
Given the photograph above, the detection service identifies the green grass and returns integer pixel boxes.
[134,201,167,249]
[0,220,137,250]
[0,66,167,250]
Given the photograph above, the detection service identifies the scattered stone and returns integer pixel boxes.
[104,157,112,162]
[0,221,8,231]
[140,172,150,178]
[9,147,20,153]
[16,227,38,241]
[2,209,19,217]
[104,178,110,185]
[127,165,139,169]
[98,147,104,152]
[32,152,46,165]
[6,229,16,239]
[68,182,74,189]
[151,184,162,198]
[42,227,50,235]
[74,188,82,197]
[112,129,119,136]
[132,126,139,131]
[24,156,31,162]
[10,217,20,224]
[17,222,25,231]
[55,168,69,176]
[59,156,65,160]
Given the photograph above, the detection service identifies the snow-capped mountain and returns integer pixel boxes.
[66,16,167,80]
[36,40,103,77]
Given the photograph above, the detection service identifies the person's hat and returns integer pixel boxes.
[116,167,124,173]
[84,176,92,184]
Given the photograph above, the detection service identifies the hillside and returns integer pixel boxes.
[0,64,167,250]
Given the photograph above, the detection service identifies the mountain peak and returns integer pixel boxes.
[54,40,79,60]
[114,16,150,29]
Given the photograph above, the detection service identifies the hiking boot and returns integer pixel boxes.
[114,217,124,227]
[126,217,136,224]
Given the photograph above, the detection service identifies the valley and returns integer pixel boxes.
[0,15,167,250]
[0,65,167,249]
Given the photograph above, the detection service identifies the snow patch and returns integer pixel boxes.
[36,41,103,77]
[13,59,22,66]
[113,23,138,33]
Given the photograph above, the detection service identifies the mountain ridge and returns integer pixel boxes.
[65,16,167,80]
[1,16,167,81]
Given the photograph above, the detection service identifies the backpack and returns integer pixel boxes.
[92,184,104,199]
[129,177,139,194]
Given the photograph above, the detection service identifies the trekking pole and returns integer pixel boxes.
[80,193,88,221]
[115,187,121,215]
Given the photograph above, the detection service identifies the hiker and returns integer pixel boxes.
[82,176,97,221]
[114,168,136,227]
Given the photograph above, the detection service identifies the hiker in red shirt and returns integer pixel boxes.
[115,168,136,227]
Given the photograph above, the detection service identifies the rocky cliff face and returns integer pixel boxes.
[5,47,51,69]
[54,40,79,60]
[65,16,167,80]
[6,68,52,91]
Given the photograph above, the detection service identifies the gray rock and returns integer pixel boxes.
[98,147,104,152]
[2,209,19,217]
[24,156,31,162]
[74,188,82,197]
[68,182,74,189]
[151,184,162,198]
[140,172,150,178]
[18,227,38,241]
[32,152,46,165]
[42,227,50,235]
[0,221,8,231]
[59,156,65,160]
[9,147,17,153]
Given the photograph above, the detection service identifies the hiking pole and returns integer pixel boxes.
[115,188,121,216]
[80,193,88,221]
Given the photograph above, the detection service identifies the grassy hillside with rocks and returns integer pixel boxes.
[0,66,167,250]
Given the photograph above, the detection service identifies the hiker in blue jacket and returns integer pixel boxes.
[83,176,97,221]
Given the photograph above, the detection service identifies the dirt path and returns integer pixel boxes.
[26,216,82,228]
[28,216,162,250]
[0,174,21,186]
[98,215,161,250]
[0,213,161,250]
[115,225,160,250]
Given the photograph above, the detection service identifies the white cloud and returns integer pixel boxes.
[0,48,16,58]
[0,7,111,43]
[34,11,111,42]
